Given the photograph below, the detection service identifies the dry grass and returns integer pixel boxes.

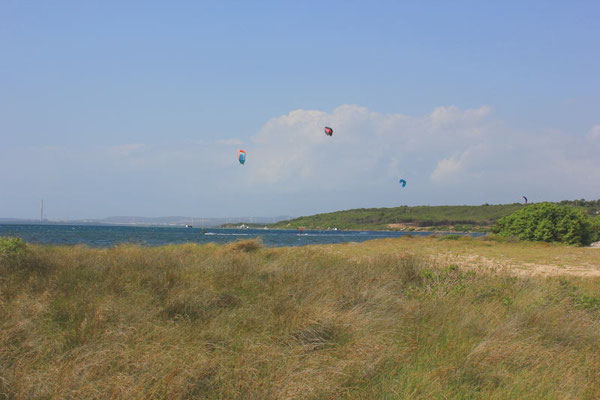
[1,238,600,399]
[320,235,600,277]
[223,238,264,253]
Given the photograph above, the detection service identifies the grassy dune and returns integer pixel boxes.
[1,238,600,399]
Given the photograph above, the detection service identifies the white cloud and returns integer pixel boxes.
[430,144,489,184]
[228,104,598,206]
[588,125,600,141]
[245,104,493,189]
[430,154,465,183]
[429,105,491,127]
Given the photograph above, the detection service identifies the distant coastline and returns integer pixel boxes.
[3,200,598,232]
[0,215,293,228]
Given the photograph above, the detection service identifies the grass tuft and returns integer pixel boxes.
[292,319,345,350]
[225,238,264,252]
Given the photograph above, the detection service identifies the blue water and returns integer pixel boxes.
[0,224,484,247]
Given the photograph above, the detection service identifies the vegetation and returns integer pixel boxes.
[593,215,600,239]
[268,200,600,235]
[271,204,526,231]
[558,199,600,216]
[1,237,600,398]
[0,236,28,268]
[493,202,599,246]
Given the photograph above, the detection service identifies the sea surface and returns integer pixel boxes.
[0,224,484,247]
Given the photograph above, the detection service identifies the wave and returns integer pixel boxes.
[204,233,251,236]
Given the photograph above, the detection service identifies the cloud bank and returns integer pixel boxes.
[1,105,598,218]
[246,105,492,188]
[241,105,599,208]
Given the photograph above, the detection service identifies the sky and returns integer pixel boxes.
[1,1,599,219]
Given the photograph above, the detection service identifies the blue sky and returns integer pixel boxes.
[1,1,599,219]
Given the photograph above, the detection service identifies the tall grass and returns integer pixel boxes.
[1,238,599,399]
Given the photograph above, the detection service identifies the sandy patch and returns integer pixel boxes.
[433,253,600,277]
[387,223,418,230]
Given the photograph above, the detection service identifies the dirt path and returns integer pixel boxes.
[432,253,600,277]
[322,237,600,278]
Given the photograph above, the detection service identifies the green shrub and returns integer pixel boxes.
[0,237,28,268]
[439,234,463,240]
[492,203,596,246]
[592,215,600,242]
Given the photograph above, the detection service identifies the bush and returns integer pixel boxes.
[492,203,596,246]
[439,234,463,241]
[592,216,600,243]
[0,237,28,268]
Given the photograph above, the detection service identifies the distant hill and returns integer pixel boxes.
[93,216,293,227]
[271,201,600,232]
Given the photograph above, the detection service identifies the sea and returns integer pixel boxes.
[0,224,485,248]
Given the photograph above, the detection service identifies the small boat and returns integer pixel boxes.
[185,224,193,228]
